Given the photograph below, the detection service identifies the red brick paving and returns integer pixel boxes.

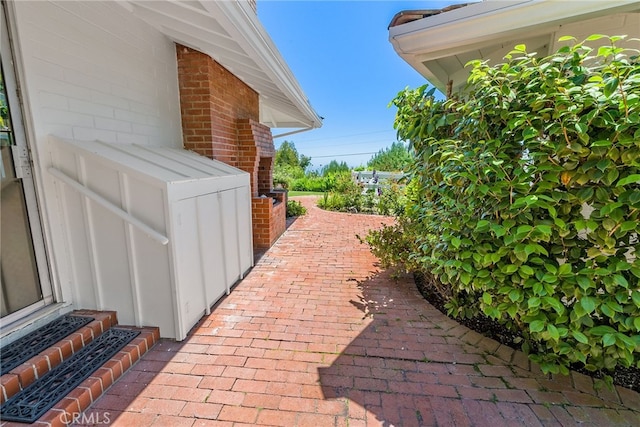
[77,196,640,426]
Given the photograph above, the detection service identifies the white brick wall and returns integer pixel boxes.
[13,0,182,147]
[7,0,184,308]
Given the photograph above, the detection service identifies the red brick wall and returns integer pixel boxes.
[258,157,273,195]
[176,44,258,166]
[238,118,275,197]
[176,44,286,249]
[253,121,275,195]
[252,196,286,248]
[237,120,259,197]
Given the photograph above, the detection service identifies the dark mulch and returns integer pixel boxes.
[413,271,640,394]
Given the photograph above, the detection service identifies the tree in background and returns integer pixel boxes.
[320,160,350,176]
[275,140,311,170]
[367,141,413,171]
[274,140,327,191]
[274,141,308,189]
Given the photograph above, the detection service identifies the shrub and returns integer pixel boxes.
[377,183,407,216]
[273,164,305,189]
[318,174,407,215]
[369,36,640,379]
[317,186,368,213]
[317,191,344,211]
[325,171,354,192]
[286,200,307,217]
[290,175,327,192]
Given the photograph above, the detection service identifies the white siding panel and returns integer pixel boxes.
[89,203,136,323]
[51,149,97,309]
[126,177,168,242]
[115,132,153,145]
[8,0,184,316]
[49,139,253,339]
[173,198,207,334]
[129,229,175,338]
[221,190,242,284]
[197,193,228,305]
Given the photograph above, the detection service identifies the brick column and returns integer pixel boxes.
[175,44,285,249]
[176,44,258,166]
[237,118,275,197]
[237,119,284,248]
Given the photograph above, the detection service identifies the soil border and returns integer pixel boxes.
[413,271,640,394]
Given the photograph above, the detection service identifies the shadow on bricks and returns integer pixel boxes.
[318,268,640,427]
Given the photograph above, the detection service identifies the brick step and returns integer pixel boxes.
[0,310,159,427]
[1,311,118,404]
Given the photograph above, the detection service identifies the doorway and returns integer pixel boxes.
[1,2,53,323]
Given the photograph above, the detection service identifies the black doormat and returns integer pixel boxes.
[0,328,139,423]
[0,315,94,375]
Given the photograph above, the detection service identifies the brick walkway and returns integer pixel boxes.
[82,197,640,426]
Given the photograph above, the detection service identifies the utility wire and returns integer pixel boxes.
[290,129,394,144]
[311,151,378,159]
[305,138,397,149]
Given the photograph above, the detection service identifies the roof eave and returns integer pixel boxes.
[390,0,640,90]
[207,0,322,130]
[123,0,322,130]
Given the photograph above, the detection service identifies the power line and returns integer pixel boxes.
[291,129,395,144]
[304,139,396,149]
[311,151,378,159]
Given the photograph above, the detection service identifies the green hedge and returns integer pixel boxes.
[369,36,640,379]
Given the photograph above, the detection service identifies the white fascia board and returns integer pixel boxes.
[202,1,322,130]
[390,0,640,57]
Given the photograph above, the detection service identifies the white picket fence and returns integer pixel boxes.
[352,171,405,194]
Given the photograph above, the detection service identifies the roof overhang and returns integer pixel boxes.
[121,0,322,130]
[389,0,640,94]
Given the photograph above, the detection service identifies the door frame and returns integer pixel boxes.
[1,1,54,326]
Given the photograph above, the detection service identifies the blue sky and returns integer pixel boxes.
[259,1,454,169]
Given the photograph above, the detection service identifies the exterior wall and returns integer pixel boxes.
[252,195,287,249]
[8,1,184,311]
[176,45,259,166]
[176,46,285,249]
[13,1,182,147]
[237,118,275,197]
[238,119,283,248]
[258,157,274,195]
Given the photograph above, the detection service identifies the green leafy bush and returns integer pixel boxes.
[290,175,327,192]
[327,171,356,192]
[286,200,307,217]
[369,36,640,379]
[317,178,375,213]
[317,191,345,211]
[318,179,407,215]
[377,183,407,216]
[273,164,305,189]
